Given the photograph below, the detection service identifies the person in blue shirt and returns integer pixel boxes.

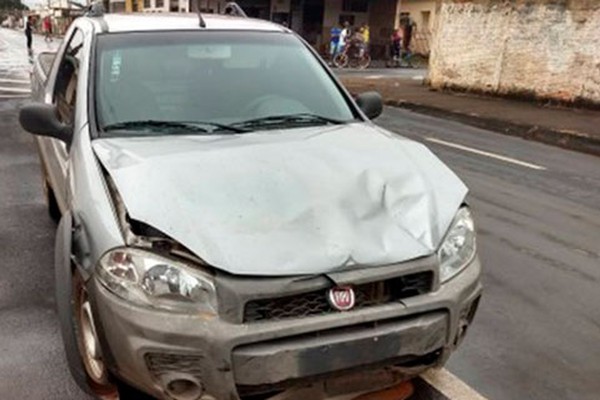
[330,24,342,59]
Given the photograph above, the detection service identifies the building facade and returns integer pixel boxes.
[399,0,436,54]
[106,0,434,58]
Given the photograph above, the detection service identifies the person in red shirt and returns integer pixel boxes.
[43,16,53,42]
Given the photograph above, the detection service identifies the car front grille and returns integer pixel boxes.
[244,271,433,323]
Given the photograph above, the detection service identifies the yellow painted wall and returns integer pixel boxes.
[399,0,437,31]
[125,0,144,12]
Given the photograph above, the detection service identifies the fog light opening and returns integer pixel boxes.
[165,378,203,400]
[454,319,469,347]
[454,296,481,347]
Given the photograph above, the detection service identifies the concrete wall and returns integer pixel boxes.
[428,0,600,105]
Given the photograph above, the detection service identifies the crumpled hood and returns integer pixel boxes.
[92,123,467,276]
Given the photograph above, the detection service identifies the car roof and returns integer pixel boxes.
[87,13,287,34]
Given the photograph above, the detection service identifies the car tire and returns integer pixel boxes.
[72,272,155,399]
[117,380,156,400]
[44,179,61,223]
[55,213,94,396]
[65,263,155,399]
[72,270,115,392]
[56,262,117,397]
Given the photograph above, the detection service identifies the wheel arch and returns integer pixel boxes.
[54,210,95,395]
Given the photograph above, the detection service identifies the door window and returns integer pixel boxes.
[53,29,85,125]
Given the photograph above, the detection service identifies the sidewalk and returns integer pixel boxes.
[339,75,600,156]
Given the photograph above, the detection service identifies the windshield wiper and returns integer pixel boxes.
[103,120,248,134]
[232,113,348,130]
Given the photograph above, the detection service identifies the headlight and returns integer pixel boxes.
[438,207,477,283]
[96,248,217,314]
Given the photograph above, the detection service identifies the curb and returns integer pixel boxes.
[382,99,600,157]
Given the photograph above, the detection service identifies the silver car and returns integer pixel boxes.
[20,8,481,400]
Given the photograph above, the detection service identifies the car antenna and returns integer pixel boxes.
[193,0,206,28]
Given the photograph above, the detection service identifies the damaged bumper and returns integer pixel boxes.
[90,256,482,400]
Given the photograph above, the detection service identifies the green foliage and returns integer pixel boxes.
[0,0,28,10]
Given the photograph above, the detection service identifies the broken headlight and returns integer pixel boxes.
[96,248,217,314]
[438,207,477,283]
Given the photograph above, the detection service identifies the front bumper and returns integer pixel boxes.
[90,257,482,400]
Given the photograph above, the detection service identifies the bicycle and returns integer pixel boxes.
[333,41,371,70]
[386,43,418,68]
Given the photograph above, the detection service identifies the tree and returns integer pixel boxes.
[0,0,28,10]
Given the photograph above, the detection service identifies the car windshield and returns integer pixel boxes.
[95,31,358,136]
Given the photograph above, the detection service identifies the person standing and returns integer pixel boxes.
[359,23,370,56]
[24,16,33,53]
[360,24,370,46]
[401,16,415,57]
[43,15,53,42]
[390,27,402,61]
[339,21,351,53]
[329,24,342,60]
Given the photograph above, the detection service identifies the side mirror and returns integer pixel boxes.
[19,103,72,143]
[356,91,383,120]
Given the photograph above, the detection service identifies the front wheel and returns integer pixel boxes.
[333,53,348,69]
[72,270,118,397]
[72,270,153,399]
[44,179,61,223]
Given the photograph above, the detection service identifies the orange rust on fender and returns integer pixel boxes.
[351,380,414,400]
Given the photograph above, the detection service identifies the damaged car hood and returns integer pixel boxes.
[92,124,467,276]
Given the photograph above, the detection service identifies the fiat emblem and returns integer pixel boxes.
[327,286,355,311]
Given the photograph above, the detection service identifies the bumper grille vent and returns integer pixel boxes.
[144,352,204,382]
[244,271,433,323]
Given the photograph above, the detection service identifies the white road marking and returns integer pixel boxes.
[0,78,30,84]
[425,137,547,170]
[0,94,29,98]
[423,368,489,400]
[0,86,31,93]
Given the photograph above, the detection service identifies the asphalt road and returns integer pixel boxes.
[376,109,600,400]
[336,67,427,80]
[0,28,57,98]
[1,27,600,400]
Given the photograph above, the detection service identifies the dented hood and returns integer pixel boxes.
[92,124,467,276]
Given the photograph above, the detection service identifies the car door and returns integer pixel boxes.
[37,27,85,213]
